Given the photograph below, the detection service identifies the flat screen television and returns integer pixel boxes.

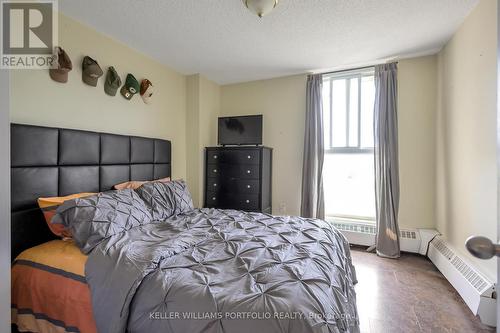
[218,115,263,146]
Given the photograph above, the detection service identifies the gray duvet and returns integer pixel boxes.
[54,182,359,333]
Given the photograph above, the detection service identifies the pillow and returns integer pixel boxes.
[113,177,171,190]
[135,179,194,220]
[113,180,148,190]
[52,189,152,253]
[37,193,97,238]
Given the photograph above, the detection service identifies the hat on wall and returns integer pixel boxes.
[82,56,103,87]
[104,66,122,96]
[49,46,72,83]
[120,74,140,100]
[140,79,154,104]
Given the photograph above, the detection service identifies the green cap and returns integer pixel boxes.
[104,66,122,96]
[120,74,140,100]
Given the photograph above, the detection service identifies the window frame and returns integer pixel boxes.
[322,67,376,222]
[323,67,375,154]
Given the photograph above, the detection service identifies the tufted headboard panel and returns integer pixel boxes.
[10,123,171,259]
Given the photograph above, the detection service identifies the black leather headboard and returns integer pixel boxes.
[11,123,172,259]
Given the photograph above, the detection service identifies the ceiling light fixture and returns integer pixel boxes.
[242,0,279,18]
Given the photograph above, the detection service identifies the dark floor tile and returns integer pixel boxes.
[350,247,495,333]
[369,317,422,333]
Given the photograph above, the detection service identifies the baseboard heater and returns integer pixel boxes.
[332,220,497,327]
[331,220,433,254]
[427,236,496,326]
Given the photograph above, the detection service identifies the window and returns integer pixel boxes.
[322,68,376,221]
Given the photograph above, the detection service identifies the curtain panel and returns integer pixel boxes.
[301,74,325,219]
[373,63,401,258]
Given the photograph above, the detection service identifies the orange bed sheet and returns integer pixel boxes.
[11,240,97,333]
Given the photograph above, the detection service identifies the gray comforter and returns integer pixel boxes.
[54,182,359,333]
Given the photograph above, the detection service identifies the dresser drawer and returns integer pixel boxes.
[207,164,260,179]
[234,194,259,211]
[209,178,259,195]
[234,179,259,194]
[239,150,260,165]
[205,177,260,195]
[206,192,258,210]
[223,150,260,165]
[206,149,260,165]
[233,164,260,179]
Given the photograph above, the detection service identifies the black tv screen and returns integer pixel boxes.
[218,115,263,145]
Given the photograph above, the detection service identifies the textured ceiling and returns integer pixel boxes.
[59,0,479,84]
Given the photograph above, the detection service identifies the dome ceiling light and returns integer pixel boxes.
[242,0,279,18]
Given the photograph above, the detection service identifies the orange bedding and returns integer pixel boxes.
[11,240,97,333]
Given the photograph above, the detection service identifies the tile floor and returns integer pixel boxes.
[351,246,495,333]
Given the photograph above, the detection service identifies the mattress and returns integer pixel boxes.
[11,240,96,333]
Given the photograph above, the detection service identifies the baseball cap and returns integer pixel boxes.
[140,79,154,104]
[120,74,140,100]
[82,56,103,87]
[49,47,72,83]
[104,66,122,96]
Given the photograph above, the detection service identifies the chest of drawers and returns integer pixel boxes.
[204,146,272,213]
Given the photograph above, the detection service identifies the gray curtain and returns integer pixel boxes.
[373,63,400,258]
[301,74,325,219]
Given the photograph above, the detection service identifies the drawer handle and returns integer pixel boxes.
[246,199,250,203]
[212,197,216,201]
[247,185,251,188]
[247,170,251,174]
[213,183,217,187]
[214,155,218,159]
[247,155,251,159]
[213,169,217,173]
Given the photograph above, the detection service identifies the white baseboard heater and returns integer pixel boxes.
[427,235,496,326]
[331,220,434,254]
[332,220,497,327]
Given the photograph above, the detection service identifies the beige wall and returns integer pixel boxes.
[220,59,438,228]
[186,75,201,205]
[398,56,438,229]
[436,0,498,280]
[221,75,308,216]
[10,14,187,180]
[198,76,221,205]
[186,74,220,207]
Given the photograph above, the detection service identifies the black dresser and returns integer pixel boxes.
[205,146,272,213]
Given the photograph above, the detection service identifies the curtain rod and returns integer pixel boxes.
[318,61,399,76]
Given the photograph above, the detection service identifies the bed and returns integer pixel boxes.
[11,123,359,333]
[11,240,95,333]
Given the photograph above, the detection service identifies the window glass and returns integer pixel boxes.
[323,153,376,219]
[361,76,375,148]
[322,79,331,148]
[348,78,359,147]
[322,69,376,221]
[331,79,346,147]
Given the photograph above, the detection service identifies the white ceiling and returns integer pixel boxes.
[59,0,479,85]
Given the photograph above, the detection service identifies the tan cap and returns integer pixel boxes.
[140,79,154,104]
[82,56,103,87]
[49,47,72,83]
